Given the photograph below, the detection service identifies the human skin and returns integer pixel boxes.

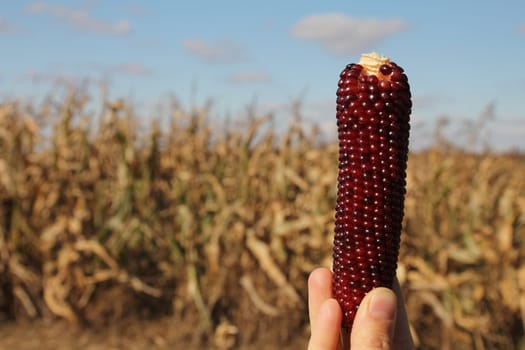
[307,267,415,350]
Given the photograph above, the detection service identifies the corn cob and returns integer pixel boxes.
[332,52,411,329]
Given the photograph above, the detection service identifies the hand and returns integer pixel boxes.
[307,267,415,350]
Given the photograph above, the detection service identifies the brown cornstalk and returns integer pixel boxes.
[0,89,523,349]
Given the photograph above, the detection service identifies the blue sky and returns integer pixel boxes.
[1,1,525,150]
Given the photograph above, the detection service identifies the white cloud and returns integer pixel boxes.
[183,39,247,63]
[493,123,525,136]
[72,62,153,78]
[258,101,290,115]
[227,71,271,84]
[0,17,15,34]
[20,63,152,86]
[122,4,150,17]
[21,71,87,86]
[290,13,408,55]
[412,94,456,111]
[105,63,152,75]
[25,1,131,35]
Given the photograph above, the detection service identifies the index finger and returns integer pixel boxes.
[308,267,334,324]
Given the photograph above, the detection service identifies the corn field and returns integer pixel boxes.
[0,90,524,349]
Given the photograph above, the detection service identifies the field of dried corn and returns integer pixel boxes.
[0,90,524,349]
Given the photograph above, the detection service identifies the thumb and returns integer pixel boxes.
[350,287,397,350]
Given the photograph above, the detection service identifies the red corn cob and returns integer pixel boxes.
[332,52,411,329]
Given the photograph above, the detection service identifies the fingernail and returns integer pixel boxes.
[368,288,396,321]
